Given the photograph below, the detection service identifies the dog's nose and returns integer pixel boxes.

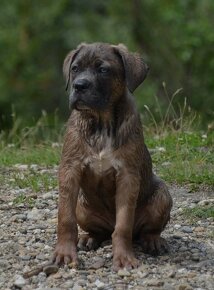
[73,79,91,92]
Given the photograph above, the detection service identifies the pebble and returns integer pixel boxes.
[0,259,10,269]
[43,264,59,275]
[20,255,31,261]
[117,269,131,277]
[179,246,188,252]
[198,199,214,206]
[1,170,214,290]
[181,226,193,233]
[73,284,83,290]
[191,254,200,262]
[14,164,28,170]
[174,224,181,229]
[90,257,105,269]
[35,288,61,290]
[27,208,43,221]
[176,284,193,290]
[11,214,27,222]
[194,227,204,232]
[147,280,164,286]
[38,272,47,282]
[168,270,176,278]
[42,192,54,199]
[95,279,105,289]
[14,275,26,288]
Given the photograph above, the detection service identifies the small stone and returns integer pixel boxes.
[179,246,188,252]
[73,284,83,290]
[75,279,87,286]
[27,208,42,221]
[29,164,38,170]
[11,214,27,222]
[0,259,10,269]
[14,275,26,288]
[191,254,200,262]
[38,272,46,282]
[21,255,31,261]
[51,272,62,279]
[198,199,214,206]
[176,284,193,290]
[173,234,182,239]
[95,279,105,289]
[43,264,59,275]
[90,257,105,269]
[174,224,181,229]
[14,164,28,170]
[162,161,171,166]
[194,227,204,232]
[147,279,164,286]
[117,269,131,277]
[35,288,61,290]
[36,254,46,261]
[42,192,53,199]
[62,281,74,288]
[168,270,176,278]
[187,272,196,278]
[181,226,193,233]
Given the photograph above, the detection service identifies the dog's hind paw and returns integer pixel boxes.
[140,234,169,256]
[77,234,99,251]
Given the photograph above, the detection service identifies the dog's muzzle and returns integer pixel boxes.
[73,78,92,92]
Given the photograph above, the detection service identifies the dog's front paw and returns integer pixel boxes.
[52,241,78,266]
[113,250,139,271]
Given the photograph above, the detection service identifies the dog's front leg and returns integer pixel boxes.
[53,165,80,266]
[112,170,140,270]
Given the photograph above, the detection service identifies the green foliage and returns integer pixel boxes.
[0,0,214,129]
[145,129,214,186]
[183,206,214,219]
[11,171,57,192]
[0,145,60,166]
[12,193,36,207]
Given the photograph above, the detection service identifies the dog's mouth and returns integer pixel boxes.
[74,100,91,111]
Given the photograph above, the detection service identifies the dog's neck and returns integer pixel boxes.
[73,92,142,151]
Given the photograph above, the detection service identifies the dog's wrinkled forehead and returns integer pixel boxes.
[63,42,149,93]
[74,43,122,66]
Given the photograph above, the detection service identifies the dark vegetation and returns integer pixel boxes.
[0,0,214,130]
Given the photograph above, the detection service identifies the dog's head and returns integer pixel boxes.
[63,43,149,112]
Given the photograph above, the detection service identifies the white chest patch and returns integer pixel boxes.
[91,150,121,174]
[84,137,122,174]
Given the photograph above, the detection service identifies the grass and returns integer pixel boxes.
[1,128,213,187]
[0,87,214,188]
[145,130,214,185]
[12,193,37,207]
[0,145,61,166]
[183,206,214,220]
[11,171,58,192]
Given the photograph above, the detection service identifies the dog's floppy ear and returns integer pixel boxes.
[63,43,86,91]
[112,44,149,93]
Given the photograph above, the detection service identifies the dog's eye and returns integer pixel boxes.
[99,67,109,74]
[71,65,78,73]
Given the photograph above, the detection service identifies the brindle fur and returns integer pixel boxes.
[53,43,172,270]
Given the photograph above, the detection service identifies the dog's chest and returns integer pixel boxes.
[87,150,121,175]
[84,136,122,175]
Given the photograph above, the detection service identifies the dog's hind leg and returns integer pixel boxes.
[76,200,114,251]
[135,176,172,255]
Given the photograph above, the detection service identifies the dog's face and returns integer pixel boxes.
[63,43,149,112]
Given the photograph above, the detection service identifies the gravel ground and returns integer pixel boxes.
[0,165,213,290]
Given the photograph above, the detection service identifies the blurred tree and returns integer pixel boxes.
[0,0,213,129]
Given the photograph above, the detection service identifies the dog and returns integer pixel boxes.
[52,43,172,270]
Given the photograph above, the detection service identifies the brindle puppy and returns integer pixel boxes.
[53,43,172,270]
